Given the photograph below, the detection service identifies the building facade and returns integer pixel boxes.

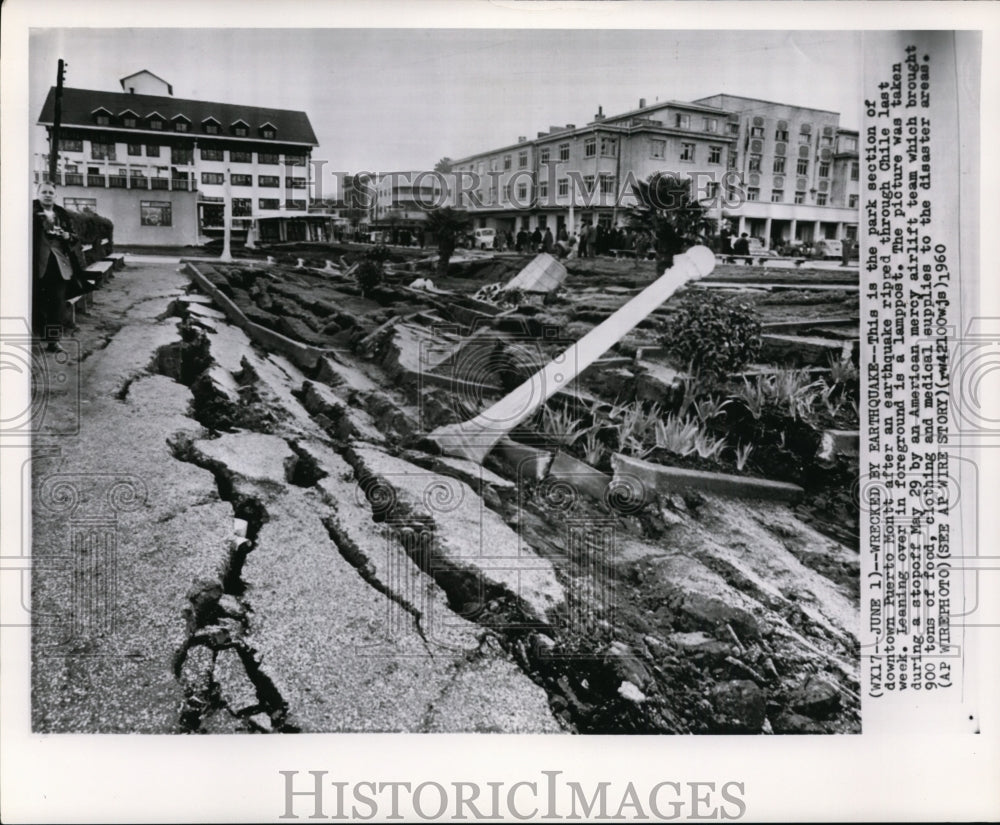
[35,72,327,246]
[441,93,859,247]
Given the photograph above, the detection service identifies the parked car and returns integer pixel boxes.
[747,237,775,256]
[814,238,843,259]
[473,228,496,250]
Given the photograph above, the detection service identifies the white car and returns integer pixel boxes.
[473,228,496,250]
[814,239,843,259]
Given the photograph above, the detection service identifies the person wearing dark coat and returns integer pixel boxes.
[530,227,542,251]
[732,232,751,263]
[33,183,83,352]
[542,227,554,253]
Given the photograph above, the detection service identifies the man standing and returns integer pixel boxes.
[33,183,80,352]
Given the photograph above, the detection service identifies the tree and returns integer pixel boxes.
[627,173,711,274]
[424,207,470,277]
[434,157,453,173]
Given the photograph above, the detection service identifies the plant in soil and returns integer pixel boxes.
[660,289,762,378]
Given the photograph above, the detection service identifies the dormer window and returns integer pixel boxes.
[202,117,221,135]
[119,109,139,128]
[147,112,165,131]
[172,115,191,133]
[92,107,113,126]
[259,122,276,139]
[231,119,249,137]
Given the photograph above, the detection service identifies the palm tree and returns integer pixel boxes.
[424,207,470,276]
[628,173,710,274]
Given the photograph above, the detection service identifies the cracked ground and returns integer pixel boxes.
[31,257,860,734]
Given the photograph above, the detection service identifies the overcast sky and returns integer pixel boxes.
[30,29,863,172]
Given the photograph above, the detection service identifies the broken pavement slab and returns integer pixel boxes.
[611,452,805,503]
[505,252,569,293]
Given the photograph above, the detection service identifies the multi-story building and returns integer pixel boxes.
[442,93,859,246]
[371,170,445,235]
[35,71,327,245]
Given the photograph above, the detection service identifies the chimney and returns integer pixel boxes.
[566,124,576,130]
[594,105,605,122]
[639,98,647,109]
[518,136,527,143]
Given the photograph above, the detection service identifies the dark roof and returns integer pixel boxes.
[38,87,318,146]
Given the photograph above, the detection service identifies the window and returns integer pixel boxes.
[128,144,142,156]
[842,136,858,152]
[820,135,833,148]
[201,147,224,161]
[773,156,786,174]
[232,174,253,186]
[517,183,527,200]
[816,192,828,206]
[747,187,760,201]
[145,145,160,157]
[796,158,809,175]
[260,126,275,139]
[651,139,666,159]
[727,122,740,136]
[258,153,279,165]
[149,118,163,131]
[203,122,220,135]
[749,154,762,173]
[258,198,280,210]
[232,123,248,137]
[232,198,252,217]
[583,175,595,194]
[201,172,224,185]
[794,191,806,204]
[503,155,512,170]
[675,114,690,129]
[140,200,172,226]
[771,189,784,203]
[849,194,859,208]
[558,178,569,196]
[850,161,859,181]
[59,138,83,152]
[819,161,831,178]
[538,181,548,199]
[285,199,305,209]
[230,150,252,163]
[798,126,811,143]
[285,154,306,166]
[122,115,137,128]
[845,225,858,241]
[704,117,718,133]
[91,142,116,161]
[64,197,97,212]
[599,137,617,157]
[95,113,110,126]
[775,128,789,142]
[750,126,764,138]
[518,151,528,168]
[559,143,570,162]
[172,147,193,165]
[584,138,596,158]
[708,145,722,164]
[705,181,719,200]
[599,174,616,195]
[174,121,190,132]
[680,142,695,161]
[286,177,306,189]
[540,148,550,164]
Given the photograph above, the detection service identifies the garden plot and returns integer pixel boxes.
[175,253,861,733]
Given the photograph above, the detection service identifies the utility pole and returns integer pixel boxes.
[220,167,233,261]
[48,59,66,183]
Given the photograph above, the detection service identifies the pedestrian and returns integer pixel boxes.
[585,222,597,258]
[578,223,590,258]
[542,226,554,253]
[33,182,83,352]
[531,226,542,251]
[733,232,750,263]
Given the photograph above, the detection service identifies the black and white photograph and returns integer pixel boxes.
[2,2,998,823]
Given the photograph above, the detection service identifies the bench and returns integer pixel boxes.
[723,254,808,267]
[106,253,126,270]
[85,259,115,287]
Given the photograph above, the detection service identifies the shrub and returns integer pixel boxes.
[661,290,761,377]
[356,244,390,296]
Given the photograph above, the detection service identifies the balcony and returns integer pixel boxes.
[51,170,196,191]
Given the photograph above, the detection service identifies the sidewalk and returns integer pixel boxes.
[29,258,559,733]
